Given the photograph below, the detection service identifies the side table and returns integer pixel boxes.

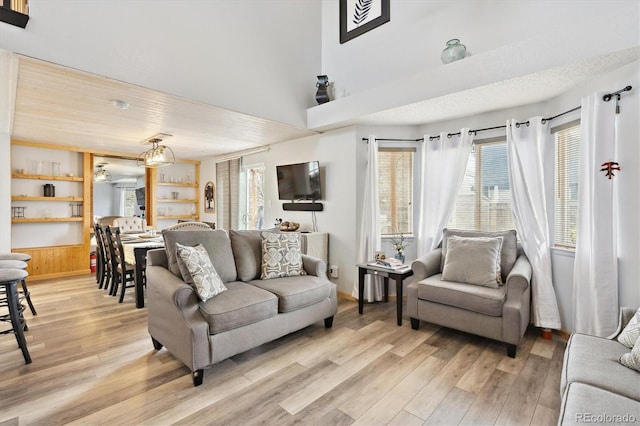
[357,263,413,326]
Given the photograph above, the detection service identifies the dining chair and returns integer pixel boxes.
[93,223,108,288]
[0,253,37,316]
[166,222,212,231]
[104,226,135,303]
[100,225,115,293]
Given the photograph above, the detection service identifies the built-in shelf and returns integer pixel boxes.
[157,198,197,203]
[11,196,84,202]
[157,182,197,188]
[12,217,84,223]
[12,173,84,182]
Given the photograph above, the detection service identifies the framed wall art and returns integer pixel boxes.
[340,0,390,44]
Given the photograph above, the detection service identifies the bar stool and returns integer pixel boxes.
[0,254,37,316]
[0,269,32,364]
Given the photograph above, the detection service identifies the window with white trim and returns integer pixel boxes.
[448,139,515,232]
[378,148,414,235]
[554,122,580,248]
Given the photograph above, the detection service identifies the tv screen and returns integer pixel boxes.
[277,161,321,201]
[135,187,145,206]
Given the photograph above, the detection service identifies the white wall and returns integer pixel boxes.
[321,0,639,99]
[93,183,114,217]
[0,0,322,127]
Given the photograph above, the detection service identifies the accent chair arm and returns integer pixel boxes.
[410,248,442,282]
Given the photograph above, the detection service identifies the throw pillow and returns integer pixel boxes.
[261,232,307,280]
[441,236,503,288]
[617,307,640,349]
[619,335,640,372]
[176,242,227,302]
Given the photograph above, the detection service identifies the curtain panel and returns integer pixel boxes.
[572,93,619,337]
[216,158,240,230]
[507,117,561,330]
[417,130,473,256]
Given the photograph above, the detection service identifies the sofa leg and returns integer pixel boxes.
[192,369,204,386]
[410,318,420,330]
[506,344,517,358]
[324,316,334,328]
[151,336,163,351]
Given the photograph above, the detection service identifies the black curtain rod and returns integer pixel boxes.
[364,84,632,143]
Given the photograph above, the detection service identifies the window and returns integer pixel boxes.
[123,188,136,217]
[554,122,580,248]
[448,140,515,232]
[240,164,265,230]
[378,148,414,235]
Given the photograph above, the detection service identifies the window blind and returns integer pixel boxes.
[216,158,240,230]
[554,123,580,248]
[378,148,414,235]
[448,140,515,232]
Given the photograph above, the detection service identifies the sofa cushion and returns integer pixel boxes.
[198,281,278,334]
[617,307,640,348]
[163,229,238,283]
[249,275,331,313]
[175,243,227,302]
[441,228,517,281]
[558,382,640,426]
[260,232,306,280]
[441,236,503,288]
[417,274,506,316]
[229,229,263,282]
[561,333,640,401]
[619,335,640,372]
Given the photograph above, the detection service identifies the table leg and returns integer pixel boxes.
[395,276,403,326]
[358,267,365,314]
[134,248,146,309]
[384,277,389,303]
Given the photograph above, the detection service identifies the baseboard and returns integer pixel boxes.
[28,270,90,282]
[337,291,356,301]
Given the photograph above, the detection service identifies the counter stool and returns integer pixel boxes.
[0,269,32,364]
[0,254,37,316]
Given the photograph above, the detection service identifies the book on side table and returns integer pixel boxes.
[367,258,409,271]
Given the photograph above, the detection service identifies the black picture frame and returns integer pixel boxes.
[340,0,390,44]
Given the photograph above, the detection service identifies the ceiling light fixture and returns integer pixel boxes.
[137,138,175,168]
[110,99,130,110]
[94,164,112,182]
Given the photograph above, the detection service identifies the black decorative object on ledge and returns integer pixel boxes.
[315,75,330,105]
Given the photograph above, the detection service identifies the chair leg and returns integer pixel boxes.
[506,343,517,358]
[21,279,37,316]
[192,369,204,386]
[111,272,120,297]
[324,316,334,328]
[151,336,163,350]
[410,317,420,330]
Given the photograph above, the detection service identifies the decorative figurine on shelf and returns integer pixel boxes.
[204,181,215,213]
[389,232,410,263]
[315,75,330,104]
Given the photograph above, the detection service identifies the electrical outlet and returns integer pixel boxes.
[329,265,339,279]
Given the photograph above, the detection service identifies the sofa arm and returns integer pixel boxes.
[302,254,326,277]
[505,254,532,295]
[607,307,639,339]
[146,265,210,371]
[410,248,442,282]
[502,254,532,345]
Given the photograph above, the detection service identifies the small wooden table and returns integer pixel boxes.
[357,263,413,326]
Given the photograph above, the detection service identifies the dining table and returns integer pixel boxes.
[120,233,164,308]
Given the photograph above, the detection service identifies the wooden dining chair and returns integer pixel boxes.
[94,223,108,289]
[99,225,115,293]
[104,226,135,303]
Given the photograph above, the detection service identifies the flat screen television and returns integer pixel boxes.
[135,187,145,206]
[276,161,321,201]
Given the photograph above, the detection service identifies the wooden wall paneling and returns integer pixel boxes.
[13,245,87,280]
[82,152,91,271]
[146,168,157,228]
[194,162,200,221]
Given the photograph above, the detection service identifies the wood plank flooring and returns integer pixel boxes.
[0,275,566,425]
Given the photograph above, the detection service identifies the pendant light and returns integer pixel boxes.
[137,138,175,168]
[94,164,112,182]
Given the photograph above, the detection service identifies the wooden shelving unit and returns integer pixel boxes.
[157,214,199,220]
[12,217,84,223]
[12,173,84,182]
[157,198,197,203]
[157,182,197,188]
[11,196,84,202]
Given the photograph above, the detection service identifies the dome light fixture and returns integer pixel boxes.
[137,138,175,168]
[94,164,112,182]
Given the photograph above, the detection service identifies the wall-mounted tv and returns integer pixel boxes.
[276,161,322,201]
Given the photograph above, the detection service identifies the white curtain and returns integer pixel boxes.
[352,135,384,302]
[573,94,619,337]
[417,130,473,256]
[507,117,561,329]
[114,185,127,216]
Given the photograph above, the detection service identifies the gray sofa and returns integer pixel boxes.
[146,229,337,386]
[558,307,640,425]
[408,229,531,357]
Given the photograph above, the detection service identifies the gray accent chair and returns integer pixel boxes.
[146,229,337,386]
[407,229,531,357]
[558,307,640,425]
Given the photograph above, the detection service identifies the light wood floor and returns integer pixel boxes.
[0,274,566,425]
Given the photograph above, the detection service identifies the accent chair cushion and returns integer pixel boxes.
[250,275,331,313]
[260,232,306,280]
[417,274,506,316]
[176,243,227,302]
[617,307,640,348]
[619,336,640,372]
[163,229,238,283]
[441,236,503,288]
[441,228,517,281]
[229,229,263,282]
[198,281,278,334]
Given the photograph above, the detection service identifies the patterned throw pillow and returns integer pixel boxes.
[619,335,640,372]
[617,308,640,349]
[176,243,227,302]
[261,232,307,280]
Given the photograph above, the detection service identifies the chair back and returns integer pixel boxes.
[101,225,114,268]
[104,225,127,274]
[166,222,212,231]
[96,216,123,226]
[114,216,147,233]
